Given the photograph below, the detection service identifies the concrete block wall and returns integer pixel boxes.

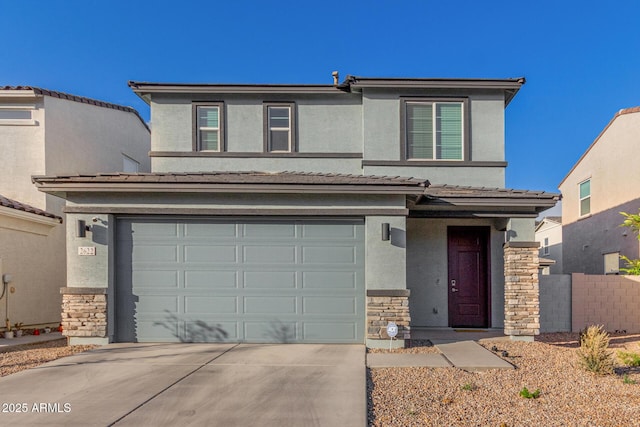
[572,273,640,333]
[539,274,571,332]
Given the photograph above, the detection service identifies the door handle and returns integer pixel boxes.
[451,288,459,293]
[451,279,458,292]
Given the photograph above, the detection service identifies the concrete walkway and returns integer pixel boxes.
[367,328,515,371]
[0,331,64,351]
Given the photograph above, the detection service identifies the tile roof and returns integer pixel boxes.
[32,171,429,187]
[0,86,148,130]
[423,184,559,200]
[0,194,62,222]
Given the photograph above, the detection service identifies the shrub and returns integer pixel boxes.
[618,351,640,367]
[519,387,540,399]
[577,325,614,375]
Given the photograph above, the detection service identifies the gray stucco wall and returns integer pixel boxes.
[563,199,640,274]
[44,96,151,179]
[365,216,407,290]
[539,274,571,332]
[406,218,505,328]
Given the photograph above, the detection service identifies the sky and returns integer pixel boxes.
[1,0,639,201]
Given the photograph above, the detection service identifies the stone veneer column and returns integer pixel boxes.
[503,242,540,341]
[366,289,410,347]
[60,287,107,339]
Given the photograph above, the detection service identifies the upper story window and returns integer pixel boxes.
[402,99,465,160]
[0,107,35,125]
[194,103,223,151]
[579,179,591,216]
[264,103,295,152]
[542,237,550,255]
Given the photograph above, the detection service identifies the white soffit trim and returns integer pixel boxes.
[0,205,60,236]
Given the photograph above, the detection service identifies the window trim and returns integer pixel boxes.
[263,102,296,153]
[579,178,591,217]
[192,102,225,152]
[0,105,36,126]
[400,97,469,161]
[543,237,550,255]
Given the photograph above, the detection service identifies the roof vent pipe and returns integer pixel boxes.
[332,71,339,86]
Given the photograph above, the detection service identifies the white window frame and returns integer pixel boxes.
[402,99,466,161]
[264,103,295,153]
[543,237,550,255]
[604,252,620,274]
[579,178,591,217]
[0,105,36,126]
[193,103,223,152]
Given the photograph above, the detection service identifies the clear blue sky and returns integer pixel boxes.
[1,1,639,195]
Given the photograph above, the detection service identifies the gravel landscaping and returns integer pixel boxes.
[0,339,97,377]
[368,333,640,426]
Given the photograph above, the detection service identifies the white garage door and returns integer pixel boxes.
[115,218,365,343]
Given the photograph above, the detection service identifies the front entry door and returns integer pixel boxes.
[447,227,489,328]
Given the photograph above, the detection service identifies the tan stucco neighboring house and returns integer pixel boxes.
[0,86,150,330]
[559,106,640,274]
[0,195,62,329]
[535,216,562,274]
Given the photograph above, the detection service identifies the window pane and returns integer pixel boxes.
[436,103,462,160]
[198,107,219,128]
[200,130,219,151]
[270,130,290,151]
[406,104,433,159]
[269,107,290,128]
[580,197,590,216]
[579,180,590,198]
[0,110,31,120]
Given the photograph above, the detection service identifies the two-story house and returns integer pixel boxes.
[559,106,640,274]
[535,216,563,274]
[0,86,150,330]
[33,75,558,347]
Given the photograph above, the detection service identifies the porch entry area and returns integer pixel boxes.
[447,226,489,328]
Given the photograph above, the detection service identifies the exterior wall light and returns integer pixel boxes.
[381,223,390,241]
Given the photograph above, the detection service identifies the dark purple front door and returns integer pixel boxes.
[447,227,489,328]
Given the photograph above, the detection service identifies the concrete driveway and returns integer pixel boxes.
[0,343,365,426]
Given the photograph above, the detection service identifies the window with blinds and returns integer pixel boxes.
[405,101,463,160]
[196,104,223,151]
[264,103,296,152]
[579,179,591,216]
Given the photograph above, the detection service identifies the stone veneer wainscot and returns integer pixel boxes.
[366,289,411,341]
[60,287,107,338]
[503,242,540,339]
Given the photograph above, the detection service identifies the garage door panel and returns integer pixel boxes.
[243,245,296,263]
[244,271,296,288]
[184,245,237,263]
[137,296,179,313]
[133,245,178,262]
[137,320,180,342]
[185,297,237,314]
[116,218,364,343]
[244,297,297,314]
[244,321,298,342]
[303,297,356,315]
[302,271,357,289]
[132,270,179,288]
[185,271,238,288]
[184,223,237,238]
[185,321,237,342]
[303,246,356,264]
[243,223,296,238]
[302,223,357,239]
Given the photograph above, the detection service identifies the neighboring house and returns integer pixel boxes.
[535,216,563,274]
[0,86,150,329]
[0,195,61,329]
[559,107,640,274]
[33,75,558,347]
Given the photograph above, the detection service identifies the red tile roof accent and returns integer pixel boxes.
[0,86,148,130]
[0,194,62,221]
